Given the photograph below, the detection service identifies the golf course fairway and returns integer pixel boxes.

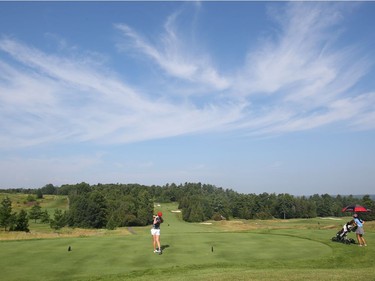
[1,203,374,281]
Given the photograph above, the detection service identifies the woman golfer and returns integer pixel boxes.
[353,213,367,246]
[151,212,163,253]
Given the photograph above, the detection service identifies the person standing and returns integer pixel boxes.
[151,212,163,253]
[353,213,367,247]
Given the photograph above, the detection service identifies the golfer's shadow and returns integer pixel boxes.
[161,245,170,252]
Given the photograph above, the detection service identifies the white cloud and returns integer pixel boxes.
[0,37,242,148]
[114,18,230,91]
[0,2,374,151]
[233,2,374,135]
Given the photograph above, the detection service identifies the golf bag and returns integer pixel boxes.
[331,220,357,244]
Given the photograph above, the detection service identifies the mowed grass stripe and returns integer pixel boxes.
[101,268,375,281]
[0,231,331,281]
[164,232,331,260]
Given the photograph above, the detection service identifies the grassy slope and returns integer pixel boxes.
[0,200,374,281]
[0,193,68,213]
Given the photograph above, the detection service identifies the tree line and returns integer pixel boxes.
[1,182,374,232]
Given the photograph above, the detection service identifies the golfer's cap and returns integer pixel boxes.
[157,212,163,217]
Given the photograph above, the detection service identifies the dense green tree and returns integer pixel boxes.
[310,194,332,217]
[13,209,29,232]
[36,189,43,199]
[67,195,90,227]
[87,191,108,228]
[189,202,205,222]
[254,192,275,219]
[320,194,335,216]
[275,194,296,219]
[108,196,134,227]
[361,195,375,221]
[136,190,153,225]
[232,194,257,219]
[40,210,50,224]
[231,195,245,219]
[29,203,42,223]
[50,209,66,230]
[40,183,57,195]
[185,196,205,222]
[210,195,230,219]
[68,182,92,197]
[295,197,317,218]
[0,197,14,231]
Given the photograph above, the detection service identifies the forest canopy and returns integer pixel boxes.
[1,182,374,229]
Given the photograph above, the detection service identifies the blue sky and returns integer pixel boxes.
[1,2,375,195]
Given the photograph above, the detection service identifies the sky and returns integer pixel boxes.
[0,1,375,196]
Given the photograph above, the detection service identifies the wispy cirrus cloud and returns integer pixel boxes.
[114,9,230,92]
[0,2,374,151]
[234,2,374,135]
[238,3,360,97]
[0,36,242,148]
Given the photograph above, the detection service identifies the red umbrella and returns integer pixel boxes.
[341,204,371,213]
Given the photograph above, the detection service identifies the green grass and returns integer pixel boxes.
[0,193,68,213]
[0,202,374,281]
